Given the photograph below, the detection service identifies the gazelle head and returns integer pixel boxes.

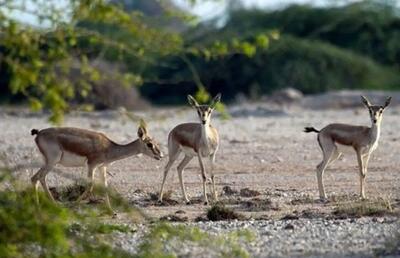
[361,96,392,125]
[137,120,163,160]
[187,93,221,125]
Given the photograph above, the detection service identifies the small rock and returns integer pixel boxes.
[281,214,299,220]
[283,223,295,230]
[222,186,238,196]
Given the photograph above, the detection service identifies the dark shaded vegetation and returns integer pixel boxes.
[141,1,400,104]
[207,203,245,221]
[2,0,400,116]
[227,2,400,66]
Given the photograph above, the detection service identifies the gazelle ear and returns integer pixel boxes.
[361,96,371,108]
[383,96,392,109]
[187,95,199,108]
[137,119,148,140]
[210,93,221,109]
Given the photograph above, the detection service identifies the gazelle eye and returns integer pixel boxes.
[147,143,153,148]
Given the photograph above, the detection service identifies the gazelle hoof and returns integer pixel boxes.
[318,198,329,203]
[185,200,191,205]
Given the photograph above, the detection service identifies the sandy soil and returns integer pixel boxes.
[0,97,399,221]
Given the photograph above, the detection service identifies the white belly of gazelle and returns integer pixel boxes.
[59,151,87,167]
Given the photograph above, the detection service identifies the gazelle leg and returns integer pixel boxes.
[197,153,208,205]
[210,153,218,202]
[177,155,193,204]
[31,149,61,204]
[31,166,45,204]
[316,136,336,200]
[158,149,181,202]
[99,166,112,211]
[77,164,96,203]
[356,150,369,199]
[327,147,342,166]
[361,153,371,199]
[32,165,55,203]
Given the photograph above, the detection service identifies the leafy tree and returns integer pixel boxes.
[0,0,184,123]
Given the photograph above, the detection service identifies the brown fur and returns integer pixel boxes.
[35,127,115,160]
[319,124,370,148]
[31,125,162,211]
[169,123,219,153]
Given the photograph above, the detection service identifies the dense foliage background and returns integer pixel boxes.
[141,0,400,104]
[1,0,399,121]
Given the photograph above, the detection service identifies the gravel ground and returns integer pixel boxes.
[111,217,399,257]
[0,93,399,257]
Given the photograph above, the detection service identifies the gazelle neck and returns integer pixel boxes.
[369,120,381,143]
[106,139,142,162]
[200,121,211,137]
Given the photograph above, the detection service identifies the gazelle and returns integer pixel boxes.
[158,94,221,205]
[31,120,163,211]
[304,96,391,200]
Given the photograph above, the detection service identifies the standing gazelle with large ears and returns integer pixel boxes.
[31,119,163,212]
[304,96,391,200]
[159,93,221,205]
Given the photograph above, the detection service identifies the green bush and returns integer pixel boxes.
[226,2,400,66]
[141,35,400,103]
[0,163,254,257]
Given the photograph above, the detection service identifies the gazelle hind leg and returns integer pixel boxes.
[316,136,337,200]
[210,153,218,202]
[327,147,342,166]
[158,142,181,202]
[177,155,193,204]
[32,165,55,203]
[31,145,61,203]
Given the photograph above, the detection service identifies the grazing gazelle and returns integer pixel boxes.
[158,94,221,205]
[304,96,391,200]
[31,120,163,211]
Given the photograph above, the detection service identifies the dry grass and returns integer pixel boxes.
[149,190,179,206]
[207,203,246,221]
[49,184,86,202]
[241,197,280,212]
[332,198,394,218]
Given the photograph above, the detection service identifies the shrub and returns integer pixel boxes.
[207,203,245,221]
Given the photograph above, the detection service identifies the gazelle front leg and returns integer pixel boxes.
[99,166,112,212]
[316,137,337,200]
[197,153,208,205]
[76,164,96,204]
[177,155,193,204]
[357,150,370,199]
